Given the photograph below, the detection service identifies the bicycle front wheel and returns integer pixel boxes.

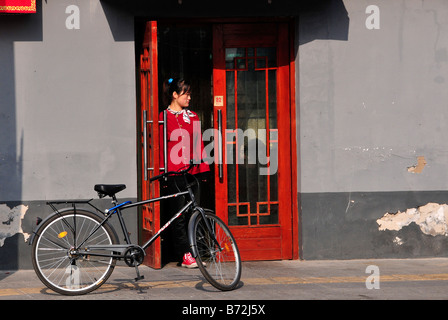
[31,209,118,295]
[192,210,241,291]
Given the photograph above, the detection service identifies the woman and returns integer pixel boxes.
[159,78,209,268]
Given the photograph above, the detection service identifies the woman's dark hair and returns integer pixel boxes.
[164,78,191,105]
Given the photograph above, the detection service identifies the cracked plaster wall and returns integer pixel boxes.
[0,0,137,269]
[0,204,30,247]
[299,0,448,194]
[377,203,448,237]
[299,0,448,259]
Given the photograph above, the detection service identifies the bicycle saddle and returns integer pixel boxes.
[94,184,126,197]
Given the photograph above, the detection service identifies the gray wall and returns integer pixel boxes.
[1,0,137,202]
[299,0,448,193]
[0,0,137,269]
[298,0,448,259]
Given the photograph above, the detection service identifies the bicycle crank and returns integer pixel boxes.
[123,246,145,281]
[123,246,145,267]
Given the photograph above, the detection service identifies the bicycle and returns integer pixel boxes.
[29,163,242,295]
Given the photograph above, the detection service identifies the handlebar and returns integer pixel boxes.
[149,162,196,182]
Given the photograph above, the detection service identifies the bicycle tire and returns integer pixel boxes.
[31,209,118,295]
[192,209,242,291]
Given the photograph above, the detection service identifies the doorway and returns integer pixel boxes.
[157,23,215,264]
[138,20,297,268]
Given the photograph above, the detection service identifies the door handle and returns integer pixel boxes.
[143,110,149,181]
[217,109,223,180]
[163,110,168,173]
[143,110,167,181]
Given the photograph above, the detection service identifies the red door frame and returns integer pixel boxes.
[139,20,299,266]
[140,21,162,269]
[213,23,298,260]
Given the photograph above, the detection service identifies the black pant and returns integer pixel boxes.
[160,174,203,262]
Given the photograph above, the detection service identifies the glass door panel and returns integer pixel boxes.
[225,47,279,227]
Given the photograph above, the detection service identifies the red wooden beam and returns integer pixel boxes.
[0,0,36,13]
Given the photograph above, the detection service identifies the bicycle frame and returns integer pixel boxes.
[120,193,193,251]
[62,189,194,257]
[35,164,220,265]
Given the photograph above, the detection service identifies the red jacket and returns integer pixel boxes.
[159,108,210,175]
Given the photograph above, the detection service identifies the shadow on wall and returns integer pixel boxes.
[0,1,43,269]
[294,0,349,259]
[298,0,349,46]
[100,0,349,43]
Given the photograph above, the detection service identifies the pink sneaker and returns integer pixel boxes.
[181,252,198,268]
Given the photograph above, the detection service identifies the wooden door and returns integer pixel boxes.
[139,21,162,269]
[213,23,295,260]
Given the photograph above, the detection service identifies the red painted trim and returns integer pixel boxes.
[0,0,35,13]
[140,21,162,269]
[288,21,299,260]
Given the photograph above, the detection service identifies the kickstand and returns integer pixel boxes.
[134,263,144,281]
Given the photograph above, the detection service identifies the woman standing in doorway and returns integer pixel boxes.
[159,77,210,268]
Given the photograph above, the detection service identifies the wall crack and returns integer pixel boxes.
[407,156,427,173]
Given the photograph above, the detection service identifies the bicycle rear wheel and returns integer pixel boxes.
[192,210,241,291]
[31,209,118,295]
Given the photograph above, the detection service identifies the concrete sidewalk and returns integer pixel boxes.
[2,257,448,302]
